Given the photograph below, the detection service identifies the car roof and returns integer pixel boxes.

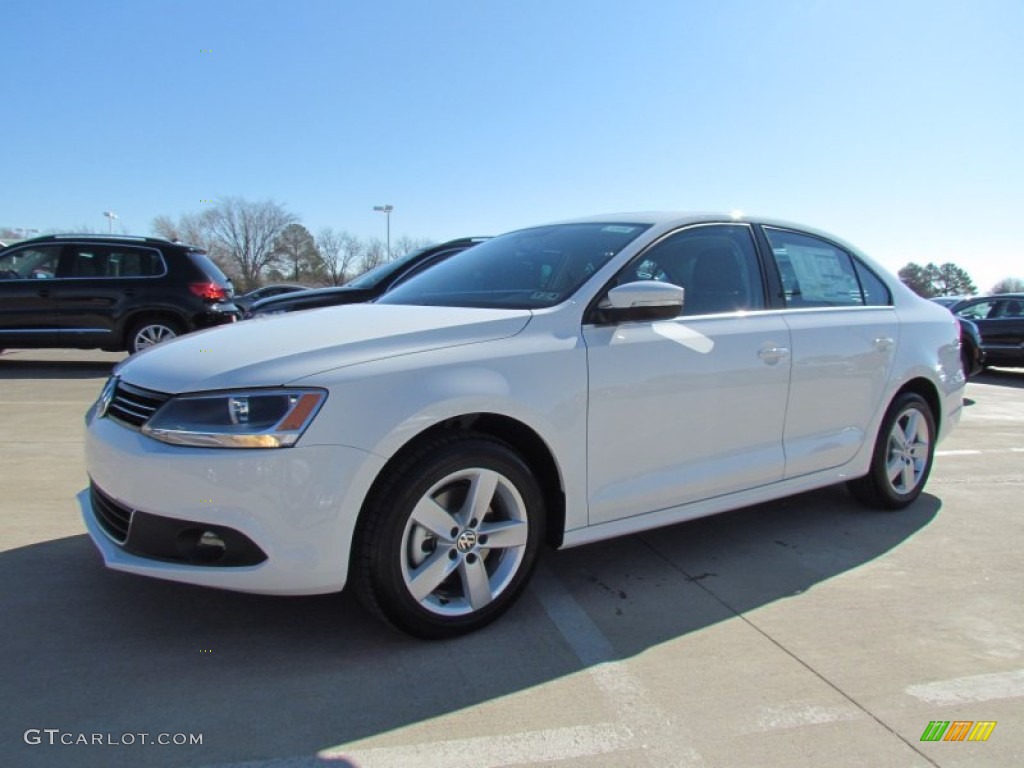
[961,293,1024,300]
[11,233,202,250]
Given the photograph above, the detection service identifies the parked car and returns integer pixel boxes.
[929,298,985,378]
[0,234,238,354]
[930,295,967,309]
[956,316,985,378]
[246,237,489,317]
[946,294,1024,369]
[233,283,307,312]
[80,213,963,638]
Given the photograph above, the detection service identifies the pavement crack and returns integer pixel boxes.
[637,534,941,768]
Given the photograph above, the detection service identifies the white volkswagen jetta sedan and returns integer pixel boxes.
[81,213,964,637]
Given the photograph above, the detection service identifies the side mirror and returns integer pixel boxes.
[594,280,684,323]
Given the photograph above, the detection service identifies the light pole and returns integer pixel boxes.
[373,204,394,259]
[103,211,118,234]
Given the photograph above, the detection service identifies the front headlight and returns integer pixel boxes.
[141,389,326,448]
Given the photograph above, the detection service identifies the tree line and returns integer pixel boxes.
[150,197,431,290]
[897,261,1023,298]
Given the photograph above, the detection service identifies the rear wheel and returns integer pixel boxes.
[848,392,935,509]
[352,433,545,638]
[128,317,183,354]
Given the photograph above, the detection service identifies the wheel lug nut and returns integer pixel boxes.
[466,553,477,564]
[448,550,458,560]
[478,535,488,545]
[470,518,478,527]
[450,527,459,538]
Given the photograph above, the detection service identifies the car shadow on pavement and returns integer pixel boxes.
[0,487,938,768]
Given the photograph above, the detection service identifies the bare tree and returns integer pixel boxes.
[317,228,362,286]
[991,276,1024,294]
[152,212,210,245]
[357,238,388,276]
[151,210,236,278]
[391,235,433,258]
[205,198,297,290]
[273,223,319,283]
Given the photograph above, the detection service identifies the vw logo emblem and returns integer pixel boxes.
[455,529,478,553]
[97,376,118,418]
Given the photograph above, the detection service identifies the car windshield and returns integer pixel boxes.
[378,223,650,309]
[347,246,435,289]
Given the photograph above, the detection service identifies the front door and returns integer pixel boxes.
[584,223,790,525]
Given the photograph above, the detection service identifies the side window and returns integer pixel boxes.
[614,224,765,316]
[64,246,110,278]
[956,301,998,321]
[764,228,866,308]
[107,247,161,277]
[60,245,162,278]
[853,259,892,306]
[0,246,61,279]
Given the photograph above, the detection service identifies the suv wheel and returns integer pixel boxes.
[352,434,545,638]
[129,318,183,354]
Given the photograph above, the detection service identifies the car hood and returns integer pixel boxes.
[119,304,533,393]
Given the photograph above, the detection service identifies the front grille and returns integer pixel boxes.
[107,381,170,428]
[90,483,133,544]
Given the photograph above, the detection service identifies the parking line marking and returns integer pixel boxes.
[530,563,706,767]
[906,668,1024,705]
[751,700,861,732]
[936,447,1024,456]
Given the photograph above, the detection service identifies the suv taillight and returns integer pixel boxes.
[190,282,228,301]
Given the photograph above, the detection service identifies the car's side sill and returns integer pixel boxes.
[561,468,861,550]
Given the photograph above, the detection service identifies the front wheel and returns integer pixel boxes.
[352,434,545,638]
[848,392,936,510]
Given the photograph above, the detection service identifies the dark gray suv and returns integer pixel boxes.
[0,234,239,355]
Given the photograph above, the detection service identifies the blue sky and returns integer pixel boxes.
[3,0,1021,289]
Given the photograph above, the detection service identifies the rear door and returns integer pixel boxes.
[52,243,165,344]
[760,226,898,478]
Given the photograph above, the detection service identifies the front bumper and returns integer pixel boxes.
[81,413,385,595]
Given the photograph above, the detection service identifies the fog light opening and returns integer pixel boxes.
[195,530,227,563]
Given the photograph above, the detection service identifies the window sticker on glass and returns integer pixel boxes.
[602,226,638,234]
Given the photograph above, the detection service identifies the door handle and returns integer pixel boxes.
[873,337,894,351]
[758,345,790,364]
[37,289,50,298]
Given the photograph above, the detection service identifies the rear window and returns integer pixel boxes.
[187,251,232,287]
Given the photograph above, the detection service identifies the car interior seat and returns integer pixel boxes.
[684,247,746,315]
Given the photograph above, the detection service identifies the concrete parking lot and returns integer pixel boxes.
[1,348,1021,768]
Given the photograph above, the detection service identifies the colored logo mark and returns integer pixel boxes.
[920,720,996,742]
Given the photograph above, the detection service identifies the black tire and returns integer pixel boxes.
[351,433,545,638]
[127,317,183,354]
[848,392,936,510]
